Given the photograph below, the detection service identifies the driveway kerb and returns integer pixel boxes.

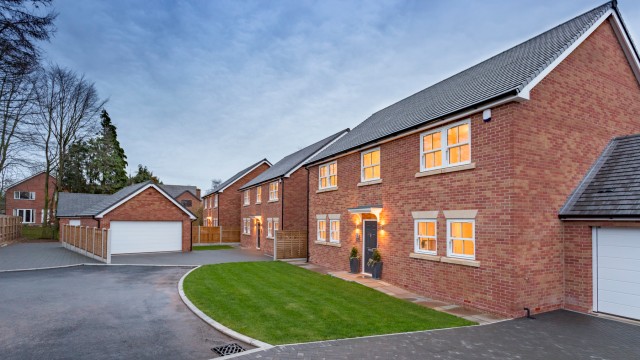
[177,266,274,352]
[0,263,87,273]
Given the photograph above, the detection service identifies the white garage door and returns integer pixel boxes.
[595,227,640,320]
[110,221,182,254]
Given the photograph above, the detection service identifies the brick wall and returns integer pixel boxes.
[6,173,56,225]
[308,19,640,317]
[58,217,99,228]
[240,180,282,251]
[100,187,193,252]
[282,168,308,231]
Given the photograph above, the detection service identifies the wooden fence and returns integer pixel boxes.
[0,215,21,244]
[60,224,111,263]
[274,230,307,260]
[192,226,241,244]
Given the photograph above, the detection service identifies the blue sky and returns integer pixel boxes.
[42,0,640,190]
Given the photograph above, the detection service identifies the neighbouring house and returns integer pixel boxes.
[57,181,196,254]
[202,159,272,228]
[305,2,640,319]
[5,171,56,225]
[239,129,349,256]
[160,184,202,210]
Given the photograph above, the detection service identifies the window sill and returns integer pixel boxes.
[415,163,476,178]
[357,179,382,187]
[268,199,279,203]
[409,252,441,262]
[314,241,341,247]
[441,257,480,268]
[256,202,262,205]
[316,187,338,193]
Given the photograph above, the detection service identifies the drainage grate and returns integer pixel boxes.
[212,343,246,356]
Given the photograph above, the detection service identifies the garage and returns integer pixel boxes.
[594,227,640,320]
[110,221,183,254]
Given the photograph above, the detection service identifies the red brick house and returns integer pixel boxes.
[202,159,271,228]
[160,185,202,211]
[57,181,196,254]
[305,2,640,319]
[239,129,348,256]
[5,171,56,225]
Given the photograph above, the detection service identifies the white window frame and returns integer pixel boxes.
[420,119,471,172]
[269,181,279,201]
[214,194,218,208]
[318,161,338,189]
[414,219,437,255]
[243,218,251,235]
[256,186,262,204]
[329,220,340,243]
[317,219,327,241]
[361,147,381,182]
[243,190,250,206]
[14,191,35,200]
[213,218,219,227]
[273,218,279,238]
[15,209,35,223]
[446,219,476,260]
[267,218,274,238]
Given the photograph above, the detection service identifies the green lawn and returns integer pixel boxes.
[183,262,474,344]
[21,226,57,240]
[193,245,234,251]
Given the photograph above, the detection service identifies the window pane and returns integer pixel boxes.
[450,146,460,164]
[418,222,427,236]
[320,167,326,177]
[435,151,442,167]
[364,167,373,180]
[460,144,470,162]
[423,134,433,151]
[462,222,473,238]
[463,240,475,255]
[427,222,436,236]
[458,124,469,143]
[452,239,463,254]
[363,153,371,166]
[321,178,327,188]
[329,163,336,175]
[373,165,380,179]
[448,127,458,145]
[330,175,337,186]
[433,132,441,148]
[424,153,434,168]
[451,222,462,238]
[371,150,380,164]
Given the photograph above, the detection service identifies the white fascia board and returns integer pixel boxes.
[518,9,614,98]
[95,184,197,220]
[284,131,349,178]
[217,160,273,193]
[610,12,640,86]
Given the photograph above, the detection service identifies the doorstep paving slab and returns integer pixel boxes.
[234,310,640,360]
[111,248,271,265]
[0,242,99,271]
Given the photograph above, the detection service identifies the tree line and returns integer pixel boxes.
[0,0,160,225]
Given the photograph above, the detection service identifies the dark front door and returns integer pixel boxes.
[363,220,378,274]
[256,221,261,249]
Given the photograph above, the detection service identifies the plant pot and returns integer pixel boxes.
[371,262,383,279]
[349,258,360,273]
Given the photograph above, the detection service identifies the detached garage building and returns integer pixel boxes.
[57,181,196,254]
[560,134,640,321]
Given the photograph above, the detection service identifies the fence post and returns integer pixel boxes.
[219,226,223,244]
[101,228,105,259]
[84,226,88,256]
[106,228,112,264]
[198,226,201,244]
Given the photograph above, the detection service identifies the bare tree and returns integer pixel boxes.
[33,65,106,226]
[208,178,222,193]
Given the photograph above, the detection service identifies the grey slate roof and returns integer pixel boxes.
[56,193,110,217]
[240,129,349,190]
[205,158,271,196]
[308,2,615,164]
[560,134,640,218]
[160,184,198,199]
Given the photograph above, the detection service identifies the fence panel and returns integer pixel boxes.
[0,216,21,244]
[192,226,240,244]
[274,230,307,260]
[60,224,110,263]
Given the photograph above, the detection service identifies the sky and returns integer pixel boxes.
[41,0,640,191]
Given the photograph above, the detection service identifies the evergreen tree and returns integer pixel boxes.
[128,164,161,185]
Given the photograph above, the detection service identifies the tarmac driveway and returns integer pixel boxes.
[0,266,250,359]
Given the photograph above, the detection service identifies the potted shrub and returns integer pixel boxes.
[367,248,383,279]
[349,246,360,273]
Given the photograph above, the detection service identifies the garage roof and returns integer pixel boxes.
[560,134,640,219]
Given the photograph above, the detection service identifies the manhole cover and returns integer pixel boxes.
[212,343,246,356]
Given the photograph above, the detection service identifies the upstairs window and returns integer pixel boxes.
[269,182,279,201]
[319,162,337,189]
[256,187,262,203]
[181,199,192,208]
[214,194,218,208]
[421,120,471,171]
[14,191,35,200]
[361,148,380,182]
[243,190,250,206]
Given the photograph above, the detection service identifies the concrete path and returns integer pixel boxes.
[0,242,99,271]
[0,266,249,359]
[235,310,640,359]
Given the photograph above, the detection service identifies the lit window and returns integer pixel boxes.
[14,191,35,200]
[214,194,218,208]
[447,220,475,259]
[319,162,338,189]
[273,218,279,237]
[415,220,437,254]
[361,148,380,182]
[420,120,471,171]
[213,218,219,227]
[256,187,262,203]
[269,182,279,201]
[267,218,273,238]
[243,190,250,206]
[317,219,327,241]
[330,220,340,243]
[243,218,251,235]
